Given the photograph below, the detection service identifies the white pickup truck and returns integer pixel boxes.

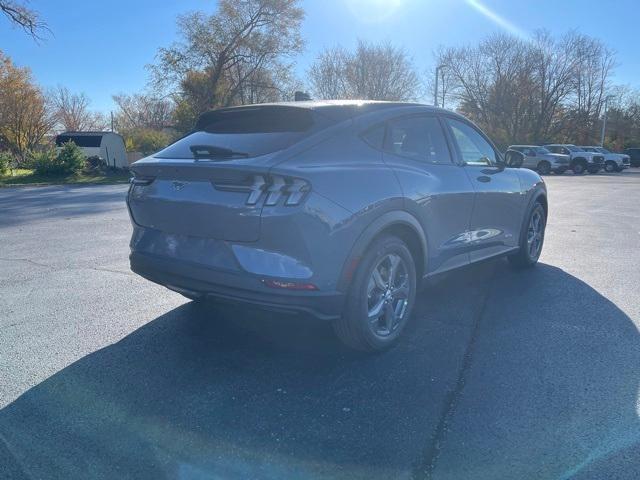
[544,144,605,174]
[580,146,630,172]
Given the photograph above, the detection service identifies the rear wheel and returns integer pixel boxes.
[537,161,551,175]
[508,202,546,269]
[604,161,617,173]
[334,235,417,352]
[572,161,586,175]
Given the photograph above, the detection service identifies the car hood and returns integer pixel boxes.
[604,153,629,160]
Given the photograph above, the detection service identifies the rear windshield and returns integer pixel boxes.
[154,106,317,159]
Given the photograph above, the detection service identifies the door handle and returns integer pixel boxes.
[477,175,491,183]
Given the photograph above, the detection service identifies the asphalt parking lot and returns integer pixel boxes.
[1,170,639,480]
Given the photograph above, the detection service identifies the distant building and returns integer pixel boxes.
[55,131,127,169]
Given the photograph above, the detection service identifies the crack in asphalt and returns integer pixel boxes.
[412,263,497,480]
[0,257,54,270]
[0,257,133,277]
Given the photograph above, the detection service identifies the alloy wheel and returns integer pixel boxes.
[527,209,544,260]
[366,253,411,338]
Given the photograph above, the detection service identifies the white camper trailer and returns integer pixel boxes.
[55,132,128,169]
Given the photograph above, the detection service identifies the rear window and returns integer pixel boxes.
[56,135,102,147]
[155,106,317,159]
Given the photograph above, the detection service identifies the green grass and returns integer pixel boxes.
[0,168,131,187]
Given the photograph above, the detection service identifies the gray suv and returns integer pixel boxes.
[544,144,604,174]
[128,101,548,351]
[509,145,570,174]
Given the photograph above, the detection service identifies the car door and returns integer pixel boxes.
[444,117,525,263]
[522,147,537,169]
[380,114,475,275]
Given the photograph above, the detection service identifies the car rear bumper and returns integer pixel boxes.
[130,251,345,320]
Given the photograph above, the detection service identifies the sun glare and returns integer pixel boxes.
[466,0,528,39]
[345,0,405,23]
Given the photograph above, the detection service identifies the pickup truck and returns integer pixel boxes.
[580,146,630,172]
[544,144,604,174]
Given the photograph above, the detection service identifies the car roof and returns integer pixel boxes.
[510,145,540,148]
[196,100,460,127]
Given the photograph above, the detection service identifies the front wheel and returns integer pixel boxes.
[604,161,617,173]
[334,235,417,352]
[537,161,551,175]
[572,162,586,175]
[508,202,546,269]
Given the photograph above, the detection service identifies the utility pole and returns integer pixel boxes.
[110,111,114,132]
[600,95,614,147]
[434,65,447,108]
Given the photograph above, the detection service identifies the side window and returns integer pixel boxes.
[361,124,386,150]
[384,115,452,165]
[447,118,497,166]
[561,147,569,155]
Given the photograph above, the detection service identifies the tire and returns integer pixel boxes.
[604,161,617,173]
[572,161,586,175]
[508,202,546,269]
[333,235,417,352]
[537,161,551,175]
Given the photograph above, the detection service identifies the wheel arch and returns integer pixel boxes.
[517,189,547,246]
[337,211,428,292]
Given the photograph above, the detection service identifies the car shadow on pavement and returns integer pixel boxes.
[0,261,638,479]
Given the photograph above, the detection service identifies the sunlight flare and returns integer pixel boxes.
[345,0,405,23]
[466,0,528,39]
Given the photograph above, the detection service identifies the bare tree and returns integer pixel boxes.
[308,40,421,101]
[51,86,106,132]
[1,0,48,40]
[149,0,304,131]
[112,93,174,132]
[434,31,617,148]
[564,33,616,144]
[308,46,351,100]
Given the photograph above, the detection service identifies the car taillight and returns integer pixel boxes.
[130,175,155,186]
[263,175,311,207]
[213,174,310,207]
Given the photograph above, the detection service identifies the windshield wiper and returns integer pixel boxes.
[190,145,249,160]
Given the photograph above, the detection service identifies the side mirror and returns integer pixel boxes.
[504,149,524,168]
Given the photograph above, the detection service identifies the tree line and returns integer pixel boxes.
[2,0,640,169]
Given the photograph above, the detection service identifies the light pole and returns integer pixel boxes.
[434,64,447,108]
[600,95,615,147]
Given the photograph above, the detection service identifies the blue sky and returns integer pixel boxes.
[1,0,639,112]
